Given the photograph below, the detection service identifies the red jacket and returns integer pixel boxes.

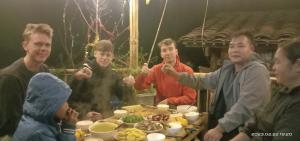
[134,58,197,105]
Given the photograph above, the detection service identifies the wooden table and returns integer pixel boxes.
[83,108,208,141]
[165,113,208,141]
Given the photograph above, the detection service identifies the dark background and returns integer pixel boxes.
[0,0,299,69]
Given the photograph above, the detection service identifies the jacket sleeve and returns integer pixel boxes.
[68,77,88,102]
[178,69,220,90]
[27,132,57,141]
[115,74,136,106]
[167,68,197,105]
[272,102,300,141]
[134,68,155,90]
[218,65,270,132]
[0,75,23,135]
[27,130,76,141]
[59,122,76,141]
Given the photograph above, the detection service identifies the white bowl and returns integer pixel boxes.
[156,104,169,110]
[147,133,166,141]
[176,105,198,113]
[184,111,200,123]
[169,113,183,118]
[89,122,118,141]
[113,110,128,118]
[167,122,182,136]
[76,120,93,131]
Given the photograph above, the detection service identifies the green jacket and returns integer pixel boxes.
[69,60,136,118]
[242,85,300,141]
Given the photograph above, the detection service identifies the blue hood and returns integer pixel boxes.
[23,72,72,124]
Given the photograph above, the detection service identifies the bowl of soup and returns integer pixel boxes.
[88,122,118,141]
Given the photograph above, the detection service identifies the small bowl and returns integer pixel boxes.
[113,110,128,118]
[176,105,198,113]
[88,122,118,141]
[147,133,166,141]
[184,111,200,123]
[76,120,93,131]
[157,104,169,110]
[169,113,183,118]
[167,122,182,136]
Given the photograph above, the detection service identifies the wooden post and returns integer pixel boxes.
[129,0,139,69]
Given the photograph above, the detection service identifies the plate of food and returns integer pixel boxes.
[134,120,163,133]
[121,114,144,126]
[114,128,146,141]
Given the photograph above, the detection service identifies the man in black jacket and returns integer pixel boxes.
[69,40,136,119]
[0,23,53,139]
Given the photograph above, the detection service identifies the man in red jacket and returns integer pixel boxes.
[134,38,197,105]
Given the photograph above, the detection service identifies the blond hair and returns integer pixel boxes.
[158,38,177,49]
[22,23,53,41]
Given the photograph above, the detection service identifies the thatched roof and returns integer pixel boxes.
[179,9,300,48]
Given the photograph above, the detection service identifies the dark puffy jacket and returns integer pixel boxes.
[12,73,75,141]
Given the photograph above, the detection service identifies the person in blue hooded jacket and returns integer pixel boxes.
[12,72,78,141]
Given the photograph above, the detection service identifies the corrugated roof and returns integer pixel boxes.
[179,9,300,48]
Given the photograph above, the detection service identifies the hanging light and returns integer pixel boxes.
[146,0,151,5]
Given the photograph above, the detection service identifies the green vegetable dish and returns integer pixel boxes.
[122,115,144,123]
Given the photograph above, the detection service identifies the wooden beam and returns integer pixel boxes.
[129,0,139,69]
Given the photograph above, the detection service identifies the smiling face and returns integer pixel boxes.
[23,33,52,65]
[228,35,254,65]
[94,50,113,68]
[272,48,300,87]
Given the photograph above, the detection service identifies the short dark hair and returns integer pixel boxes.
[279,37,300,64]
[158,38,177,49]
[231,30,255,47]
[94,40,114,52]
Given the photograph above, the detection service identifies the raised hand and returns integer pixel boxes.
[64,108,79,125]
[74,65,92,80]
[141,63,150,75]
[161,64,179,79]
[123,75,135,86]
[86,111,103,122]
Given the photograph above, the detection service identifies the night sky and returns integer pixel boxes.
[0,0,299,69]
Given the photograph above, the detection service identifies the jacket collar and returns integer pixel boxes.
[280,85,300,95]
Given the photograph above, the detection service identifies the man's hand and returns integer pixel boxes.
[74,67,92,80]
[161,64,180,79]
[141,63,150,75]
[204,125,224,141]
[86,111,102,122]
[64,108,79,125]
[230,132,250,141]
[123,75,135,86]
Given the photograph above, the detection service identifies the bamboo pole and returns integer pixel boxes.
[129,0,139,69]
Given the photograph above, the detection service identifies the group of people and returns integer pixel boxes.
[161,32,300,141]
[0,23,299,141]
